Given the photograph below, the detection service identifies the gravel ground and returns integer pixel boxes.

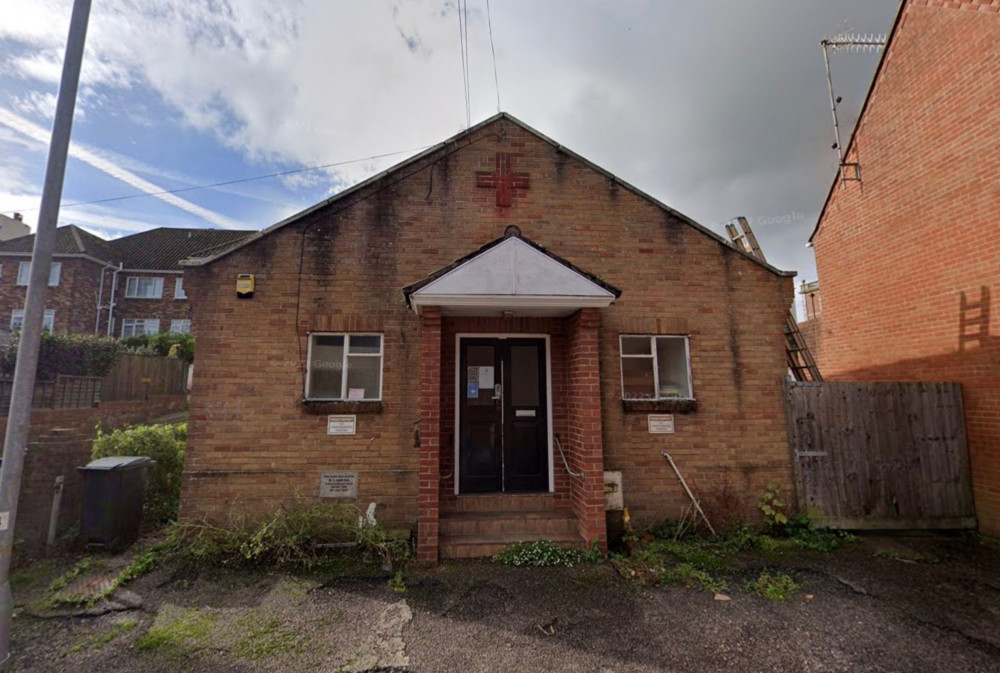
[9,532,1000,672]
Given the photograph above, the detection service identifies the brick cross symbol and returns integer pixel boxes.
[476,152,530,207]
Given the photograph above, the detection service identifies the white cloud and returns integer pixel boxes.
[0,106,243,229]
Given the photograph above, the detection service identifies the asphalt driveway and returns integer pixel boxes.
[10,532,1000,672]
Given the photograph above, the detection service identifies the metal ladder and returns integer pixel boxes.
[725,217,823,382]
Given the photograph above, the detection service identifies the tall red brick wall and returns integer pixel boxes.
[181,118,794,532]
[813,1,1000,536]
[2,395,187,560]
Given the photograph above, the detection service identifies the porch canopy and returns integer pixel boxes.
[403,229,621,316]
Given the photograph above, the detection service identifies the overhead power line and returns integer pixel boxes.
[0,144,434,215]
[486,0,501,113]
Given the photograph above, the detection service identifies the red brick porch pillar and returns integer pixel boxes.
[566,308,608,550]
[417,306,442,563]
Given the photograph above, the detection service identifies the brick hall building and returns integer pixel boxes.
[179,114,796,562]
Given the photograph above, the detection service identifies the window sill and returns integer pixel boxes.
[622,398,698,414]
[301,400,383,414]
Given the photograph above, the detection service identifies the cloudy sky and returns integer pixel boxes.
[0,0,898,292]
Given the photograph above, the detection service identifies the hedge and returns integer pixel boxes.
[0,331,121,380]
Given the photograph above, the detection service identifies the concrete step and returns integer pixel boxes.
[440,531,586,560]
[449,493,557,513]
[440,510,578,537]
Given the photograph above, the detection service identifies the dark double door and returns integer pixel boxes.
[459,338,549,493]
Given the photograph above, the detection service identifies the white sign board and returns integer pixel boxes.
[648,414,675,434]
[320,471,358,498]
[327,415,357,435]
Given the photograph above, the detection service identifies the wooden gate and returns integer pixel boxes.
[785,381,976,529]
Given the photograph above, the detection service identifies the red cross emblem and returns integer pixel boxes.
[476,152,530,207]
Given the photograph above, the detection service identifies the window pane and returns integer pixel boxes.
[621,336,652,356]
[348,335,381,354]
[17,263,29,285]
[510,345,539,406]
[310,335,344,398]
[622,358,655,399]
[656,337,691,398]
[346,354,381,399]
[49,263,61,286]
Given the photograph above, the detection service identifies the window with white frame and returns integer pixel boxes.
[17,261,61,286]
[11,308,55,332]
[306,334,383,401]
[121,318,160,338]
[125,276,164,299]
[169,319,191,335]
[620,335,693,400]
[173,277,187,300]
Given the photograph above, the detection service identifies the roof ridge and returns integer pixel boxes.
[180,113,793,277]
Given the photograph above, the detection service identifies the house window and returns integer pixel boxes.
[306,334,383,401]
[620,335,693,400]
[174,277,187,300]
[121,318,160,338]
[17,261,61,286]
[169,319,191,335]
[11,309,55,332]
[125,276,164,299]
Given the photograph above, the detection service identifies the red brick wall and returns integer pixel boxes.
[113,271,191,336]
[566,308,608,546]
[2,395,187,559]
[181,118,794,533]
[0,256,106,334]
[812,1,1000,536]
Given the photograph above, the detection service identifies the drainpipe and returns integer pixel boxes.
[94,262,116,334]
[106,263,122,337]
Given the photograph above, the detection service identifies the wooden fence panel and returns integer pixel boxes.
[785,381,976,529]
[101,354,188,402]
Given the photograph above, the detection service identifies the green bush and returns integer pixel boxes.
[121,333,194,364]
[92,423,186,523]
[0,331,121,380]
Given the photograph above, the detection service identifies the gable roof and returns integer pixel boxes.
[0,225,258,270]
[808,1,907,244]
[403,229,622,314]
[0,224,120,263]
[181,112,794,278]
[110,227,257,270]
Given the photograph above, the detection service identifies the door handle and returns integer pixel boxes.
[492,384,502,400]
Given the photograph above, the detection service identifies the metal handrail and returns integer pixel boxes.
[554,434,585,480]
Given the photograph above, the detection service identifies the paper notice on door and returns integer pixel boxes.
[467,382,479,398]
[479,366,494,389]
[467,366,479,384]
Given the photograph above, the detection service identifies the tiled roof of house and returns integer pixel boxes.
[110,228,257,270]
[0,225,257,270]
[0,225,121,263]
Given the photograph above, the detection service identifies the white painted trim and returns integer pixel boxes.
[304,332,384,402]
[412,294,613,314]
[619,334,696,401]
[454,333,554,495]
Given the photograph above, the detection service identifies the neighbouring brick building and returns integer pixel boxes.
[180,114,796,562]
[0,225,255,338]
[810,0,1000,537]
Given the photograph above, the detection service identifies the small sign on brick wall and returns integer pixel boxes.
[327,415,356,435]
[320,471,358,498]
[648,414,675,434]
